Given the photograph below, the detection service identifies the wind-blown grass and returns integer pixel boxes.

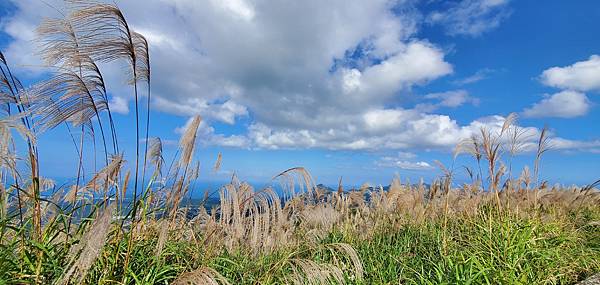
[0,1,598,284]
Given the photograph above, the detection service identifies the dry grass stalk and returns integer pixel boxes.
[213,152,222,172]
[178,116,201,170]
[4,3,599,282]
[172,266,230,285]
[66,0,151,233]
[273,167,316,200]
[199,182,294,254]
[534,125,551,186]
[0,115,36,147]
[84,154,123,191]
[35,15,115,160]
[60,203,116,285]
[155,219,169,257]
[325,243,364,281]
[146,137,164,176]
[287,259,345,285]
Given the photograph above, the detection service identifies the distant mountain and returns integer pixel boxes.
[344,184,431,192]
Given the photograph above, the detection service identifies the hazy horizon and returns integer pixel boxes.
[1,0,599,186]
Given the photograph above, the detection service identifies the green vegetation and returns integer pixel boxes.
[0,1,598,284]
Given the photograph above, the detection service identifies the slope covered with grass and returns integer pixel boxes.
[0,1,598,284]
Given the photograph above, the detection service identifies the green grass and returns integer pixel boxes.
[0,2,599,284]
[4,204,591,284]
[345,213,599,284]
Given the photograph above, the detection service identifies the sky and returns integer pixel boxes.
[1,0,599,188]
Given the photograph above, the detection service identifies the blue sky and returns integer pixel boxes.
[1,0,599,188]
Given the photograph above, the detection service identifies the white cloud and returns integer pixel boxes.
[376,153,434,170]
[350,41,453,99]
[426,0,511,36]
[244,111,494,151]
[428,90,478,108]
[0,0,55,78]
[545,138,600,155]
[417,90,479,112]
[237,113,600,154]
[3,0,449,130]
[523,90,590,118]
[108,96,130,115]
[395,161,434,170]
[210,0,255,21]
[541,55,600,91]
[550,137,600,151]
[395,151,417,160]
[452,68,494,85]
[175,117,250,148]
[5,0,598,155]
[154,97,248,124]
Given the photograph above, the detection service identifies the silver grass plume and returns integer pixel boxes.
[83,154,124,192]
[28,69,108,132]
[534,126,551,186]
[146,137,164,176]
[286,259,345,285]
[273,167,316,200]
[131,31,150,84]
[67,1,137,65]
[66,0,148,217]
[36,16,117,159]
[172,266,230,285]
[59,203,116,285]
[0,115,33,178]
[135,30,153,191]
[178,116,201,170]
[213,152,222,172]
[165,116,201,215]
[501,112,517,136]
[0,61,18,111]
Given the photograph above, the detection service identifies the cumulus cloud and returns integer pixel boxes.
[541,55,600,91]
[0,1,54,78]
[426,0,511,36]
[175,117,250,148]
[340,41,453,101]
[550,137,600,152]
[154,97,248,124]
[2,0,450,129]
[6,0,597,155]
[244,112,506,151]
[523,91,590,118]
[223,112,597,154]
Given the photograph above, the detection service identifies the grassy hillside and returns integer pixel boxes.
[0,1,598,284]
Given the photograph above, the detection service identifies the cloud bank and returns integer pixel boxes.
[2,0,597,156]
